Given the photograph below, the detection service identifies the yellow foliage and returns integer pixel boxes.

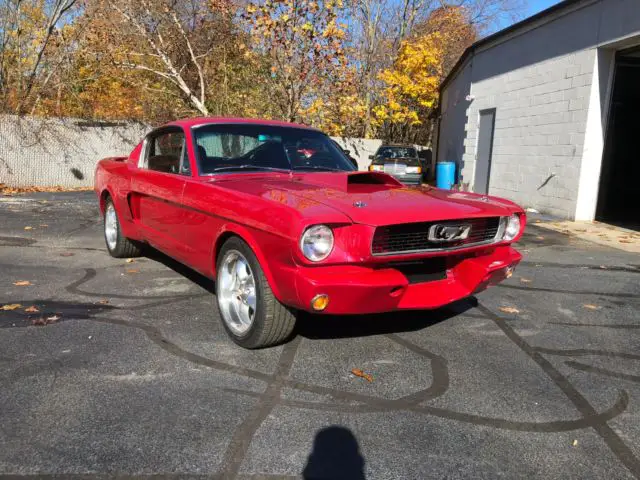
[374,6,475,130]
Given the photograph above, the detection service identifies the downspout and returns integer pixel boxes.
[433,105,443,182]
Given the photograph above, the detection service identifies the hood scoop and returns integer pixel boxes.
[347,171,403,186]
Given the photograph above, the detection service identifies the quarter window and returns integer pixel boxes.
[146,131,185,174]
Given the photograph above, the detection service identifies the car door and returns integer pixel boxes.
[130,127,190,258]
[179,126,240,276]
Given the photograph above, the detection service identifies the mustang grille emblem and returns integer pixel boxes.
[428,224,472,242]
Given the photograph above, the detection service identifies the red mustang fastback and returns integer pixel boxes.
[95,118,525,348]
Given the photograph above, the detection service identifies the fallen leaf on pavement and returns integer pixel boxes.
[583,304,601,310]
[572,439,578,447]
[32,315,61,326]
[1,304,22,310]
[125,258,135,263]
[520,278,532,283]
[126,269,139,273]
[499,306,520,314]
[24,226,33,230]
[0,184,92,195]
[351,368,373,382]
[96,299,109,304]
[13,280,31,286]
[24,306,39,313]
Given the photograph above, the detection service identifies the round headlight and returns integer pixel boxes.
[300,225,334,262]
[504,214,521,241]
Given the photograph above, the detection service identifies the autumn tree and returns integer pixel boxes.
[0,0,524,132]
[243,0,352,123]
[83,0,246,117]
[0,0,81,115]
[373,6,476,144]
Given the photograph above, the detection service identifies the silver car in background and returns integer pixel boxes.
[367,144,424,185]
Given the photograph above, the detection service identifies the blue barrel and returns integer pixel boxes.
[436,162,456,190]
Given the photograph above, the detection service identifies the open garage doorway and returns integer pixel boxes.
[596,48,640,230]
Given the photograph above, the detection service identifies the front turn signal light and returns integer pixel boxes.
[311,294,330,311]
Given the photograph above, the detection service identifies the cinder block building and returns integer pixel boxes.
[436,0,639,226]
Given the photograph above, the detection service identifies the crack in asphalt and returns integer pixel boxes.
[518,260,640,273]
[218,336,302,479]
[533,347,640,361]
[497,283,640,299]
[477,303,640,478]
[565,361,640,384]
[550,321,640,329]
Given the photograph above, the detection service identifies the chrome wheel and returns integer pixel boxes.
[105,203,118,251]
[217,250,257,336]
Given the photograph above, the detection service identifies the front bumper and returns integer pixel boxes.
[293,245,521,314]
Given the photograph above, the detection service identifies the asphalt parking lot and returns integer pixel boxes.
[1,192,639,479]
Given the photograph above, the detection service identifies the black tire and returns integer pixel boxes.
[215,236,297,349]
[103,198,142,258]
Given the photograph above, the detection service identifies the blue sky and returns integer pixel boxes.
[527,0,563,16]
[492,1,563,32]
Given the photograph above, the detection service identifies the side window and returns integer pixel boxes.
[146,131,185,174]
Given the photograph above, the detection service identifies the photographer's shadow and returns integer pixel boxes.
[303,426,366,480]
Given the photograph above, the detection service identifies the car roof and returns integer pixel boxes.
[164,117,320,131]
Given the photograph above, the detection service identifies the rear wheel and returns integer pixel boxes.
[216,237,296,348]
[103,199,142,258]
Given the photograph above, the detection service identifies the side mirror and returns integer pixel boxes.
[368,155,374,160]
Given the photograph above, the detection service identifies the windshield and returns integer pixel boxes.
[375,146,418,159]
[193,124,357,175]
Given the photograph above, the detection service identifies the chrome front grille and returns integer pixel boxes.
[383,163,406,174]
[371,217,503,255]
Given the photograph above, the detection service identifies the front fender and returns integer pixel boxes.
[211,223,299,306]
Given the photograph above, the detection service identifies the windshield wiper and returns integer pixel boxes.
[293,166,345,172]
[209,165,290,173]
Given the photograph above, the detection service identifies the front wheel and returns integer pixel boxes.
[216,237,296,349]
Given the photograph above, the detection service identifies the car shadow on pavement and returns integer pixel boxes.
[143,245,479,341]
[296,297,478,340]
[144,248,216,294]
[303,426,366,480]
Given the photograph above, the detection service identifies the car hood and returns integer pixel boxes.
[213,172,519,227]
